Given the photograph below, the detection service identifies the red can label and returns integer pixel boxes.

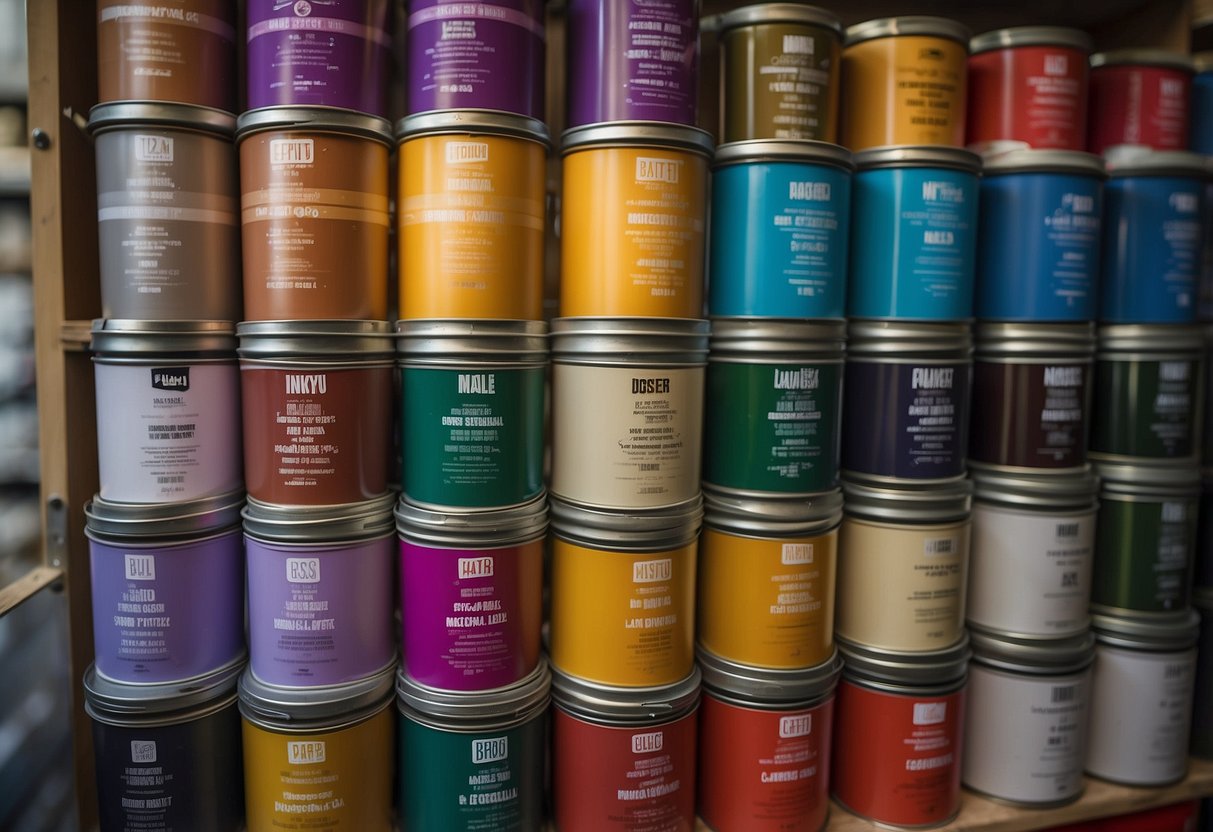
[967,46,1088,150]
[1088,64,1191,154]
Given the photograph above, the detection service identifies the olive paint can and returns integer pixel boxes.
[841,321,973,483]
[698,489,841,670]
[962,630,1093,806]
[240,664,396,831]
[551,318,707,510]
[967,468,1098,639]
[717,4,843,142]
[397,320,546,509]
[836,478,972,652]
[396,111,550,320]
[560,124,713,318]
[704,319,845,496]
[1087,612,1199,786]
[86,662,245,832]
[697,648,841,832]
[841,17,970,150]
[237,108,392,321]
[1088,50,1195,155]
[551,668,700,832]
[397,662,549,830]
[1092,462,1200,617]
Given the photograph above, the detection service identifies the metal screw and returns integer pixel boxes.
[31,128,50,150]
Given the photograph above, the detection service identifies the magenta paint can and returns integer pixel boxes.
[86,491,246,685]
[246,0,392,116]
[395,494,547,692]
[243,494,397,688]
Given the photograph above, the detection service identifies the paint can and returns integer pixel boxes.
[841,17,970,151]
[567,0,699,127]
[237,108,392,321]
[397,320,546,509]
[86,491,246,685]
[1088,50,1195,155]
[1092,462,1200,617]
[966,468,1098,639]
[1197,471,1213,591]
[831,638,969,828]
[395,495,546,691]
[1100,152,1207,324]
[841,321,973,482]
[238,321,394,506]
[966,27,1092,152]
[1087,611,1199,786]
[1192,56,1213,154]
[550,318,708,509]
[246,0,391,116]
[847,147,981,320]
[92,320,242,504]
[559,123,713,318]
[549,494,702,687]
[89,102,241,322]
[697,488,841,669]
[969,323,1095,471]
[836,478,972,652]
[717,4,842,142]
[407,0,545,118]
[1191,592,1213,759]
[974,151,1105,321]
[239,664,396,831]
[396,660,549,830]
[708,140,853,319]
[550,667,700,831]
[86,661,245,831]
[97,0,236,111]
[1089,325,1203,464]
[396,112,550,320]
[962,629,1094,806]
[243,495,396,688]
[697,648,841,832]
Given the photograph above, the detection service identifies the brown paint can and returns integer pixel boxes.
[237,108,392,322]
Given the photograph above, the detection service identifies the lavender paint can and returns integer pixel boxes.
[243,494,396,688]
[247,0,391,116]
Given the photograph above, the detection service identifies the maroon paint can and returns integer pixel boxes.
[1088,50,1195,155]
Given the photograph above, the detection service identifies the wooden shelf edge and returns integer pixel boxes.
[0,565,62,617]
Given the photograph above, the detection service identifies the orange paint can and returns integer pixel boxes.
[560,123,713,318]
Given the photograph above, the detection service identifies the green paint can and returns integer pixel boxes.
[703,319,845,496]
[396,659,549,831]
[1092,461,1201,616]
[397,320,547,510]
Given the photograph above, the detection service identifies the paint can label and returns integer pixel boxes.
[970,360,1090,469]
[1090,357,1199,459]
[1093,496,1196,614]
[967,46,1088,150]
[1088,65,1191,154]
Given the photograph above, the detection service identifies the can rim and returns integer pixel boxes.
[86,490,246,539]
[697,646,842,703]
[550,317,710,363]
[854,145,982,174]
[1094,461,1202,492]
[395,109,551,147]
[394,493,549,547]
[838,634,971,688]
[84,659,245,722]
[236,106,394,145]
[708,318,847,354]
[90,319,237,354]
[1091,610,1200,649]
[549,494,703,551]
[238,662,397,729]
[237,320,396,358]
[980,149,1106,177]
[1090,49,1196,72]
[550,666,701,724]
[845,16,971,47]
[1096,323,1204,353]
[395,319,548,361]
[719,3,842,34]
[974,322,1096,352]
[396,660,551,723]
[842,478,973,523]
[712,139,853,170]
[1105,150,1211,178]
[88,101,237,137]
[969,26,1093,55]
[561,122,714,157]
[971,467,1099,509]
[702,487,842,535]
[968,627,1096,674]
[242,493,397,543]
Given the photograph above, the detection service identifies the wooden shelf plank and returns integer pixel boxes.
[0,565,62,617]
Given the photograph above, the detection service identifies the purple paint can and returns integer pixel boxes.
[86,492,246,685]
[566,0,700,127]
[407,0,545,118]
[244,494,396,688]
[395,494,547,691]
[247,0,391,116]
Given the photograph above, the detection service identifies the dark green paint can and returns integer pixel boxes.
[397,320,546,510]
[1092,461,1200,616]
[703,319,845,496]
[396,659,549,831]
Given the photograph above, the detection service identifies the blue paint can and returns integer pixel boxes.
[975,150,1105,322]
[1100,151,1209,324]
[847,146,981,321]
[709,140,853,319]
[1190,59,1213,155]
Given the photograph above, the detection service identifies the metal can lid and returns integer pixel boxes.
[697,646,842,703]
[712,139,853,170]
[238,662,397,729]
[550,318,709,365]
[974,322,1095,356]
[84,660,244,723]
[237,320,395,358]
[1097,323,1204,353]
[846,16,971,48]
[550,666,701,724]
[969,627,1096,675]
[1092,610,1201,650]
[702,487,842,536]
[243,494,397,543]
[839,635,971,688]
[395,109,551,147]
[395,494,548,547]
[91,319,237,354]
[549,494,703,551]
[980,148,1106,177]
[1090,49,1195,73]
[396,319,548,363]
[86,490,245,539]
[971,466,1099,510]
[236,106,393,145]
[843,478,973,524]
[561,122,715,157]
[1094,462,1201,494]
[709,318,846,356]
[719,3,842,34]
[396,660,551,724]
[970,26,1093,55]
[846,320,972,355]
[854,144,982,174]
[1106,150,1210,178]
[88,102,236,137]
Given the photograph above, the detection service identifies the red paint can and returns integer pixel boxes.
[967,27,1092,151]
[697,648,840,832]
[1043,800,1200,832]
[1088,50,1195,155]
[551,668,700,832]
[831,637,970,828]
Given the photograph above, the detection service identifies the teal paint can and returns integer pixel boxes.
[397,320,547,510]
[703,319,845,496]
[396,660,549,831]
